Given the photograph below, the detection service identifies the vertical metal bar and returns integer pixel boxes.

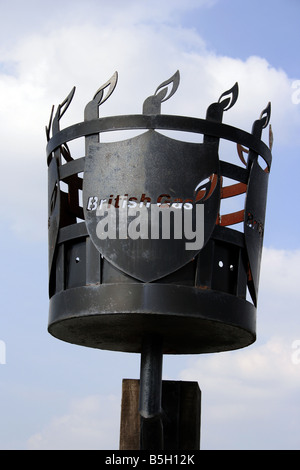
[55,243,65,293]
[86,236,101,285]
[195,239,215,288]
[139,335,164,450]
[235,247,247,298]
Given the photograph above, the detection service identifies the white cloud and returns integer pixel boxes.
[22,247,292,451]
[176,246,300,449]
[92,0,217,25]
[257,248,300,339]
[0,0,298,453]
[260,247,300,296]
[27,394,120,450]
[0,10,298,241]
[179,336,300,449]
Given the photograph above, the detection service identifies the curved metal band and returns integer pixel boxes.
[46,115,272,169]
[58,158,249,186]
[59,156,85,180]
[56,220,245,251]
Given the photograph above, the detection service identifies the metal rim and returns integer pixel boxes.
[48,283,256,354]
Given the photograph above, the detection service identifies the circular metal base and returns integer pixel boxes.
[48,284,256,354]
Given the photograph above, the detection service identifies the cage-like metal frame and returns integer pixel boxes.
[46,71,272,355]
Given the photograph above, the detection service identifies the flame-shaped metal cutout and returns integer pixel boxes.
[85,72,118,121]
[57,87,76,121]
[195,174,218,202]
[154,70,180,103]
[143,71,180,114]
[259,102,271,129]
[218,82,239,111]
[46,105,54,142]
[93,71,118,107]
[52,86,76,135]
[46,88,76,164]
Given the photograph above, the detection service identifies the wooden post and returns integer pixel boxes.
[120,379,201,450]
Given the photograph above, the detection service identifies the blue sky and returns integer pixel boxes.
[0,0,300,450]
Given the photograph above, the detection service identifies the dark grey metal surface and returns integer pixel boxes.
[48,157,60,281]
[244,103,271,306]
[83,130,220,282]
[48,282,256,354]
[46,72,272,449]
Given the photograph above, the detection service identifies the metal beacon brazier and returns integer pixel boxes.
[46,71,272,450]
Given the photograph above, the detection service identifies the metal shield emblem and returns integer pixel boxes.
[83,130,220,281]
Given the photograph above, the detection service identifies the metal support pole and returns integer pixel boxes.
[139,335,164,450]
